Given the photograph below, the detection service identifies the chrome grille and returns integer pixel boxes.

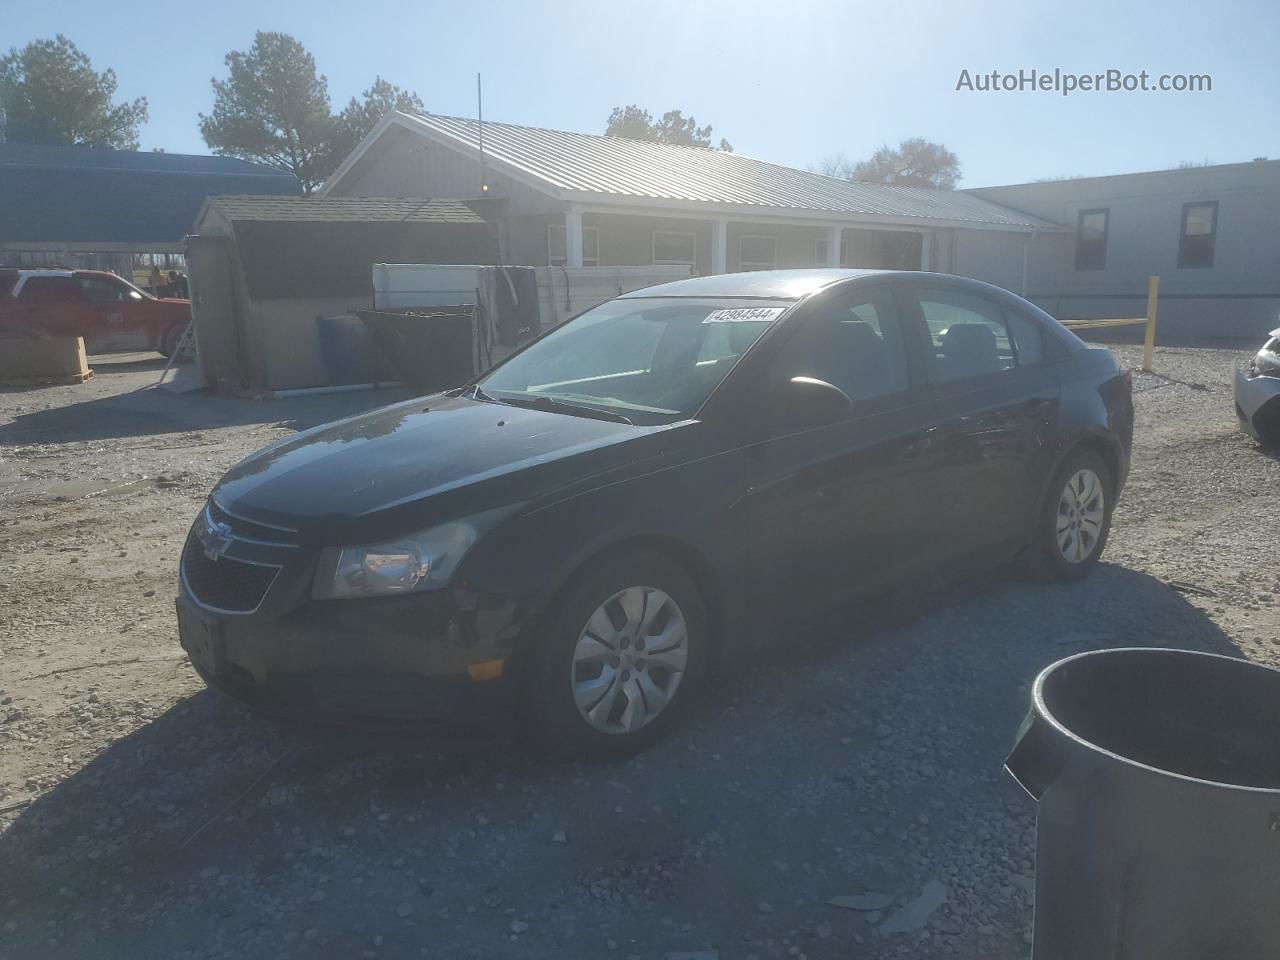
[181,505,287,613]
[207,499,296,546]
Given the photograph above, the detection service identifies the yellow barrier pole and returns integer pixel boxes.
[1142,275,1159,372]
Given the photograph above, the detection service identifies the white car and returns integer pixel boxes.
[1234,327,1280,446]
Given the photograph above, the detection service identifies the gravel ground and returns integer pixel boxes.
[1,345,1277,960]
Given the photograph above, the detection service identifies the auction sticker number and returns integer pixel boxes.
[702,307,786,324]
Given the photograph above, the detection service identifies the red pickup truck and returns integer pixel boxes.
[0,268,192,358]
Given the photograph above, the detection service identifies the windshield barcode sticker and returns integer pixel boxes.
[702,307,786,324]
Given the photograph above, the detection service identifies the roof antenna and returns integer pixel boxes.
[477,72,488,195]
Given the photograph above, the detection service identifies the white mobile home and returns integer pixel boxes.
[968,160,1280,341]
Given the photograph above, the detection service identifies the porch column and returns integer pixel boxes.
[565,208,584,267]
[825,224,842,267]
[919,229,932,271]
[711,220,728,274]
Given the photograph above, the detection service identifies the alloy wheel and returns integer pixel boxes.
[570,586,688,734]
[1057,468,1106,564]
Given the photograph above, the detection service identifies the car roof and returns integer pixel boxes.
[620,268,894,301]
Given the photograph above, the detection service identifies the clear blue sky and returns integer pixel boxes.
[6,0,1278,187]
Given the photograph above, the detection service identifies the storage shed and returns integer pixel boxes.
[186,195,499,392]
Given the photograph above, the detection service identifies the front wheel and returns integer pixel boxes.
[530,552,709,759]
[158,323,193,362]
[1031,449,1114,581]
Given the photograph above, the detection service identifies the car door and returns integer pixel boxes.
[901,281,1060,557]
[76,274,150,351]
[740,282,939,629]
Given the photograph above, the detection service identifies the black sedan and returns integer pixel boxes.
[177,270,1133,755]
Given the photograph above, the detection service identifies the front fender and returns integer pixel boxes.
[457,445,751,660]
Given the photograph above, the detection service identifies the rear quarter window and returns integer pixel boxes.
[0,271,17,298]
[1003,309,1044,365]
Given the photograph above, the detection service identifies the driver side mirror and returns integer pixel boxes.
[776,375,852,427]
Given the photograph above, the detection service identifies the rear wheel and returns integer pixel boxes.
[530,552,709,759]
[1032,449,1114,581]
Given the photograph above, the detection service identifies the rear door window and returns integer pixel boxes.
[1004,310,1044,365]
[19,277,80,303]
[910,287,1046,383]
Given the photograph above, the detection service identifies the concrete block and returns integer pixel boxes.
[0,337,92,385]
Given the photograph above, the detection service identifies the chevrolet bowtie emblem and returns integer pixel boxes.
[198,516,234,562]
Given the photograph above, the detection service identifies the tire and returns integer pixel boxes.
[158,324,192,362]
[1031,448,1114,582]
[529,551,709,759]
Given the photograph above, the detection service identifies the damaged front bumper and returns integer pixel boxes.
[1233,357,1280,446]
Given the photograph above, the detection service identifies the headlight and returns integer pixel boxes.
[1256,347,1280,377]
[313,521,478,599]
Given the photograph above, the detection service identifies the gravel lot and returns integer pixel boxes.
[1,345,1277,960]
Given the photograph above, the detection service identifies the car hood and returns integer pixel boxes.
[213,395,676,543]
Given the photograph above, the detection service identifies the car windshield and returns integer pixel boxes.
[478,297,788,424]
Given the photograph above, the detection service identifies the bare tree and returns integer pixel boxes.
[812,153,856,179]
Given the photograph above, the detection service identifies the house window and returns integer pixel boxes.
[1178,201,1218,269]
[1074,208,1108,271]
[548,223,599,267]
[815,236,849,266]
[652,231,696,266]
[739,235,777,271]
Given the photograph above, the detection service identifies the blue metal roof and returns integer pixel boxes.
[0,143,302,247]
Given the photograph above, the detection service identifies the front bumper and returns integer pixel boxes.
[176,515,521,723]
[1233,366,1280,445]
[177,597,515,723]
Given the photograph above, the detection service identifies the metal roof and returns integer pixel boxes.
[968,156,1280,192]
[206,195,486,224]
[0,143,301,247]
[384,114,1058,231]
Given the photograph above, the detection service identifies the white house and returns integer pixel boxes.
[321,111,1060,298]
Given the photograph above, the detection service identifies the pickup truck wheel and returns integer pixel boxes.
[158,324,192,362]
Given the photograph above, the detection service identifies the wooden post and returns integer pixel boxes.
[1142,275,1159,372]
